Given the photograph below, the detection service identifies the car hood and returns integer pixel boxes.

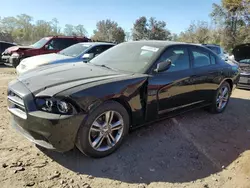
[17,63,130,95]
[20,53,73,68]
[232,43,250,61]
[4,45,34,54]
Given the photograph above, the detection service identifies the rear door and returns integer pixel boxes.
[190,46,223,103]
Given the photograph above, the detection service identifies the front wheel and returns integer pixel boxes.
[76,101,129,158]
[209,82,231,113]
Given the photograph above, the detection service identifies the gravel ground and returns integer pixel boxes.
[0,65,250,188]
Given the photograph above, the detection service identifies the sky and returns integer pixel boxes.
[0,0,221,36]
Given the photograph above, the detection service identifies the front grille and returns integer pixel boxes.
[7,90,27,119]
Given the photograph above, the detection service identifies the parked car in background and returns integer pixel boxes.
[202,44,233,61]
[16,42,115,75]
[7,41,240,158]
[2,36,90,68]
[233,43,250,89]
[0,41,17,64]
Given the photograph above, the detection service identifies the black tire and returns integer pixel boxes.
[76,101,129,158]
[12,58,21,68]
[209,81,231,114]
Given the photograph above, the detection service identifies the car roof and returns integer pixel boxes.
[0,41,16,45]
[127,40,185,47]
[125,40,210,49]
[202,44,221,47]
[47,36,90,39]
[77,42,115,46]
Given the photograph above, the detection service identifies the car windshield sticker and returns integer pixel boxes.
[141,46,159,52]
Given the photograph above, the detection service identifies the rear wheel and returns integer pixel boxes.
[209,82,231,113]
[76,101,129,158]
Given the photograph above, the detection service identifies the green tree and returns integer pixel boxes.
[64,24,75,36]
[210,0,250,50]
[74,24,87,36]
[132,16,148,40]
[178,21,210,43]
[50,18,61,35]
[132,16,171,40]
[92,19,125,43]
[33,20,53,41]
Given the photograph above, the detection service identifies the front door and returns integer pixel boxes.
[146,45,199,121]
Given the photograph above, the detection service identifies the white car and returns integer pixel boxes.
[16,42,115,75]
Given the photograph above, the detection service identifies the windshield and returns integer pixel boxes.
[58,43,91,57]
[90,42,163,73]
[206,46,221,55]
[31,37,50,48]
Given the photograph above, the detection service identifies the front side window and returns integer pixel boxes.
[157,46,190,72]
[192,48,211,68]
[47,38,77,51]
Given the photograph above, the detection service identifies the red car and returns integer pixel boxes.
[2,36,90,67]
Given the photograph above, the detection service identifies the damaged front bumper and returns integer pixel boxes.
[7,80,84,152]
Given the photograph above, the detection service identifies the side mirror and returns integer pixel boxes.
[82,53,94,62]
[44,44,49,49]
[82,53,94,59]
[154,59,172,73]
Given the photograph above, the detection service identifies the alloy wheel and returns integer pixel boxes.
[216,86,229,110]
[88,111,124,152]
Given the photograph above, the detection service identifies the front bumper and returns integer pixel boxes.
[8,80,84,152]
[2,55,20,67]
[237,73,250,89]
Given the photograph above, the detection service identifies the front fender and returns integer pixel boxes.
[57,76,148,126]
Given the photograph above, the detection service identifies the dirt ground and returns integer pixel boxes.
[0,65,250,188]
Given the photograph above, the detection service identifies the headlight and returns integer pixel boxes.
[35,98,77,115]
[11,52,20,58]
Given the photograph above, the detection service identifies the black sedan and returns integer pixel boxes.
[7,41,240,158]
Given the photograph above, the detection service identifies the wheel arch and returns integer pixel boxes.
[225,79,233,91]
[109,98,133,128]
[218,78,233,91]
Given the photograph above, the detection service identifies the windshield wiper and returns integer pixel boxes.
[92,64,117,71]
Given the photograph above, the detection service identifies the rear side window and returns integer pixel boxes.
[191,48,211,68]
[60,38,78,49]
[158,46,190,72]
